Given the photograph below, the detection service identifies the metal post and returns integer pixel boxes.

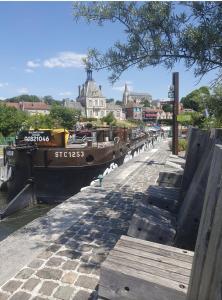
[172,72,179,155]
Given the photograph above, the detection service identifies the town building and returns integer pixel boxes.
[122,84,152,106]
[106,102,123,120]
[124,102,143,120]
[5,101,50,115]
[143,107,173,122]
[76,69,106,119]
[63,99,85,116]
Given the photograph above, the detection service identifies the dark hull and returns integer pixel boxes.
[6,137,150,203]
[34,155,125,203]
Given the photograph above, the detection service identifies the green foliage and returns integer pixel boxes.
[101,112,117,125]
[43,95,61,106]
[180,86,210,112]
[115,100,123,106]
[73,2,222,83]
[162,104,172,113]
[178,139,188,152]
[168,139,187,152]
[106,98,115,103]
[0,104,26,137]
[207,85,222,122]
[6,94,41,103]
[49,106,80,129]
[24,114,53,130]
[141,99,151,108]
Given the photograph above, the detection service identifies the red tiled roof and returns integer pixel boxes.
[22,102,50,110]
[4,101,50,110]
[5,102,20,109]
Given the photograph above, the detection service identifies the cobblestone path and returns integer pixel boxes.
[0,140,171,300]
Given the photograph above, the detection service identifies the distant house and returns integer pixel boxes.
[5,101,50,115]
[124,102,143,120]
[106,102,124,120]
[63,99,85,116]
[143,108,173,122]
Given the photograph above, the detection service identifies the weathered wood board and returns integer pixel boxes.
[187,144,222,300]
[99,235,193,300]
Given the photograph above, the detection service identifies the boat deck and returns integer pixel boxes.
[66,141,115,149]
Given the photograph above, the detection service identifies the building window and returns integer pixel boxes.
[95,110,98,117]
[89,110,93,117]
[100,100,103,106]
[95,100,98,106]
[88,100,92,107]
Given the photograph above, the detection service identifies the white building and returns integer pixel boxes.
[76,69,106,119]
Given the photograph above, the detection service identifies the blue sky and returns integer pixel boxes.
[0,2,217,102]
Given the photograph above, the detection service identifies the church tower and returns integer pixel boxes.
[122,83,129,106]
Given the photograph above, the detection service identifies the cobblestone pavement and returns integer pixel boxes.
[0,140,171,300]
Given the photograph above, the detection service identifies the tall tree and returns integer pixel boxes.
[207,85,222,121]
[73,2,222,83]
[50,106,80,129]
[6,94,40,103]
[180,86,210,112]
[0,104,26,137]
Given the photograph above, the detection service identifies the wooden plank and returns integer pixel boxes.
[117,238,193,263]
[177,129,222,249]
[181,128,209,196]
[114,245,192,269]
[106,253,190,284]
[120,236,193,258]
[187,144,222,299]
[109,249,191,277]
[198,181,222,299]
[99,260,187,300]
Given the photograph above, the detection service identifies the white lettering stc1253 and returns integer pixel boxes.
[54,151,84,158]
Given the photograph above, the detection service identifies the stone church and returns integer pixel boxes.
[122,83,152,106]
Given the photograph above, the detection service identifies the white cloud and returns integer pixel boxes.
[0,96,6,100]
[43,52,86,68]
[25,68,34,73]
[27,60,40,68]
[113,83,133,92]
[0,82,9,88]
[59,91,72,97]
[18,87,29,94]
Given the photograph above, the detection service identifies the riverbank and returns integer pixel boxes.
[0,139,171,299]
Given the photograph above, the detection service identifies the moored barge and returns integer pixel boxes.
[4,126,151,203]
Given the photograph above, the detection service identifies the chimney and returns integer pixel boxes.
[99,85,102,91]
[78,85,81,97]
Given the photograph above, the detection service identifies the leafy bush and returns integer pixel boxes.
[168,138,187,152]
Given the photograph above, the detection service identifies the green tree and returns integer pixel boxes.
[49,106,80,129]
[101,112,116,125]
[6,94,40,103]
[73,2,222,83]
[115,100,123,106]
[207,85,222,121]
[162,104,173,113]
[180,86,210,112]
[141,99,151,108]
[24,114,53,130]
[0,104,26,137]
[43,95,61,106]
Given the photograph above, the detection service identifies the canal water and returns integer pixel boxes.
[0,191,55,242]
